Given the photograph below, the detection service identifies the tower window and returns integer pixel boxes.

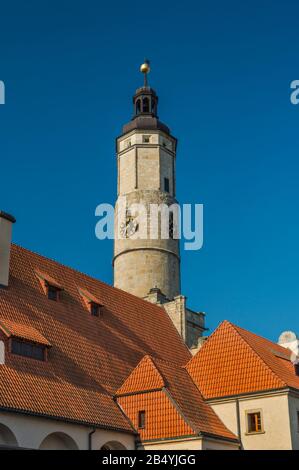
[138,410,146,429]
[246,411,263,434]
[47,284,59,301]
[11,339,46,361]
[169,212,174,239]
[164,177,170,193]
[125,140,132,149]
[90,302,101,317]
[143,97,150,113]
[143,135,150,143]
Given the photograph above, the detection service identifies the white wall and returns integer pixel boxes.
[210,392,293,450]
[141,436,239,451]
[0,411,135,450]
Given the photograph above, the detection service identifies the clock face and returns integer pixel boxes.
[120,216,138,238]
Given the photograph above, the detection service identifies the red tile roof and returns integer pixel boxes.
[0,318,51,346]
[116,355,238,442]
[0,244,190,432]
[117,355,165,395]
[186,320,299,400]
[117,390,195,442]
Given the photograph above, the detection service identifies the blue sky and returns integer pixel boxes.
[0,0,298,341]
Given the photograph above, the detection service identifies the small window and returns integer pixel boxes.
[143,97,149,113]
[11,339,45,361]
[138,410,146,429]
[247,411,263,434]
[297,411,299,433]
[143,135,150,143]
[164,177,170,193]
[47,284,59,301]
[90,302,101,317]
[169,211,174,239]
[126,140,132,148]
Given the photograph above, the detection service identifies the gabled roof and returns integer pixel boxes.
[186,320,299,400]
[0,244,190,431]
[116,355,165,395]
[116,355,238,442]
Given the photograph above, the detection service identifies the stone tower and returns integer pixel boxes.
[113,61,206,350]
[113,61,180,300]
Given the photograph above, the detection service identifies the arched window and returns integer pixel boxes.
[136,99,141,115]
[100,441,127,450]
[39,432,79,450]
[143,97,150,113]
[0,423,18,448]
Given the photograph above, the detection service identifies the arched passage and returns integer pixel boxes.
[39,432,79,450]
[0,423,18,448]
[100,440,127,450]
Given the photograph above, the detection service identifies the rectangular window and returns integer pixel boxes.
[247,411,262,434]
[138,410,146,429]
[47,285,59,301]
[126,140,132,148]
[164,177,170,193]
[90,302,101,317]
[143,135,150,143]
[11,339,45,361]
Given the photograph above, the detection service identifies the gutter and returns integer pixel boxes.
[88,427,96,450]
[235,398,243,450]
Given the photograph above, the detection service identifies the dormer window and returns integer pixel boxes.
[0,319,51,362]
[90,302,101,317]
[35,270,63,301]
[78,288,103,318]
[47,284,60,301]
[11,338,46,361]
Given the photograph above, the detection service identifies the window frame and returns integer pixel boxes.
[143,135,151,144]
[10,338,46,361]
[245,409,264,435]
[138,410,146,429]
[46,284,60,301]
[90,302,101,317]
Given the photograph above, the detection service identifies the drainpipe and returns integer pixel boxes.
[88,428,96,450]
[235,399,243,450]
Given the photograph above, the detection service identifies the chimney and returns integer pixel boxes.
[0,211,16,287]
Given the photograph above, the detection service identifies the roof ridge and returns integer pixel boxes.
[13,243,193,341]
[228,322,287,389]
[145,355,168,386]
[232,322,292,356]
[162,387,199,435]
[184,319,226,370]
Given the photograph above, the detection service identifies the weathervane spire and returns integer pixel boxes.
[140,59,151,87]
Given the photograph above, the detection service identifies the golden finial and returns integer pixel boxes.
[140,59,150,86]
